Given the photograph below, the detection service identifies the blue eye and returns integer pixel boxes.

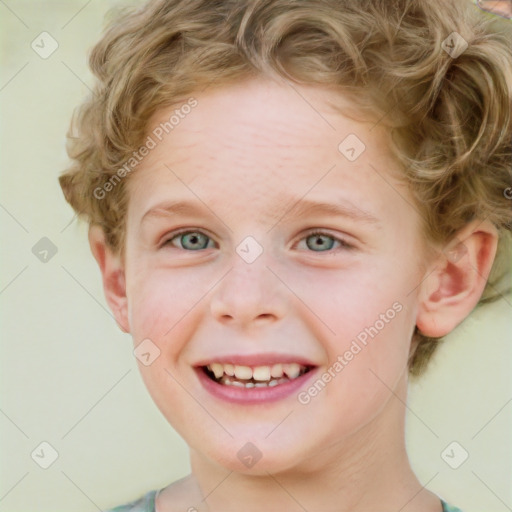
[162,229,353,252]
[163,230,215,251]
[299,230,353,252]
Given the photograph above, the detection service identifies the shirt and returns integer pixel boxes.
[104,489,465,511]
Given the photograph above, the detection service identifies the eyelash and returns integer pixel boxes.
[160,228,355,253]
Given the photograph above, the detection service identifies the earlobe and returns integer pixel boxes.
[416,220,498,338]
[88,225,130,333]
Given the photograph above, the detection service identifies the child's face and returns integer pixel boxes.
[122,77,430,473]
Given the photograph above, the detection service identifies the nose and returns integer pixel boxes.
[209,246,288,328]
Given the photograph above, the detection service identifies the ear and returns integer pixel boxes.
[88,225,130,333]
[416,219,499,338]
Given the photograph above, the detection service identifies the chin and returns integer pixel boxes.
[193,432,314,476]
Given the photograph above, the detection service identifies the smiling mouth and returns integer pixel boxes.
[202,362,313,388]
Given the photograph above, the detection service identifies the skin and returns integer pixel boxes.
[89,76,498,511]
[477,0,512,18]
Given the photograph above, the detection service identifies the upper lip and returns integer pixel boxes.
[194,353,317,368]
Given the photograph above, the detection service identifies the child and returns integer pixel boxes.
[59,0,512,510]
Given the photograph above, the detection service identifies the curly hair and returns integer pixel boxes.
[58,0,512,376]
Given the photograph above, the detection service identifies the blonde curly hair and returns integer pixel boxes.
[59,0,512,376]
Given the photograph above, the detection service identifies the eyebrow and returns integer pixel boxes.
[141,200,213,224]
[140,198,380,225]
[283,198,380,225]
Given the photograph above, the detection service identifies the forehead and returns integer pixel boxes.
[126,77,407,225]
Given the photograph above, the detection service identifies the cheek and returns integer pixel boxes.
[301,286,413,434]
[127,273,203,430]
[127,267,207,341]
[299,260,411,334]
[301,258,417,380]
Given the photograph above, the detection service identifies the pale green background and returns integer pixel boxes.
[0,1,510,511]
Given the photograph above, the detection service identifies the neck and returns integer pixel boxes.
[170,373,440,512]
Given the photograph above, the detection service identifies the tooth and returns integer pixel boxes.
[224,364,235,376]
[210,363,224,379]
[283,363,301,379]
[270,364,284,378]
[268,379,279,387]
[253,366,271,381]
[230,380,245,388]
[254,382,268,387]
[244,382,255,388]
[234,365,253,380]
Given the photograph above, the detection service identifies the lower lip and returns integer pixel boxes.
[196,367,318,404]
